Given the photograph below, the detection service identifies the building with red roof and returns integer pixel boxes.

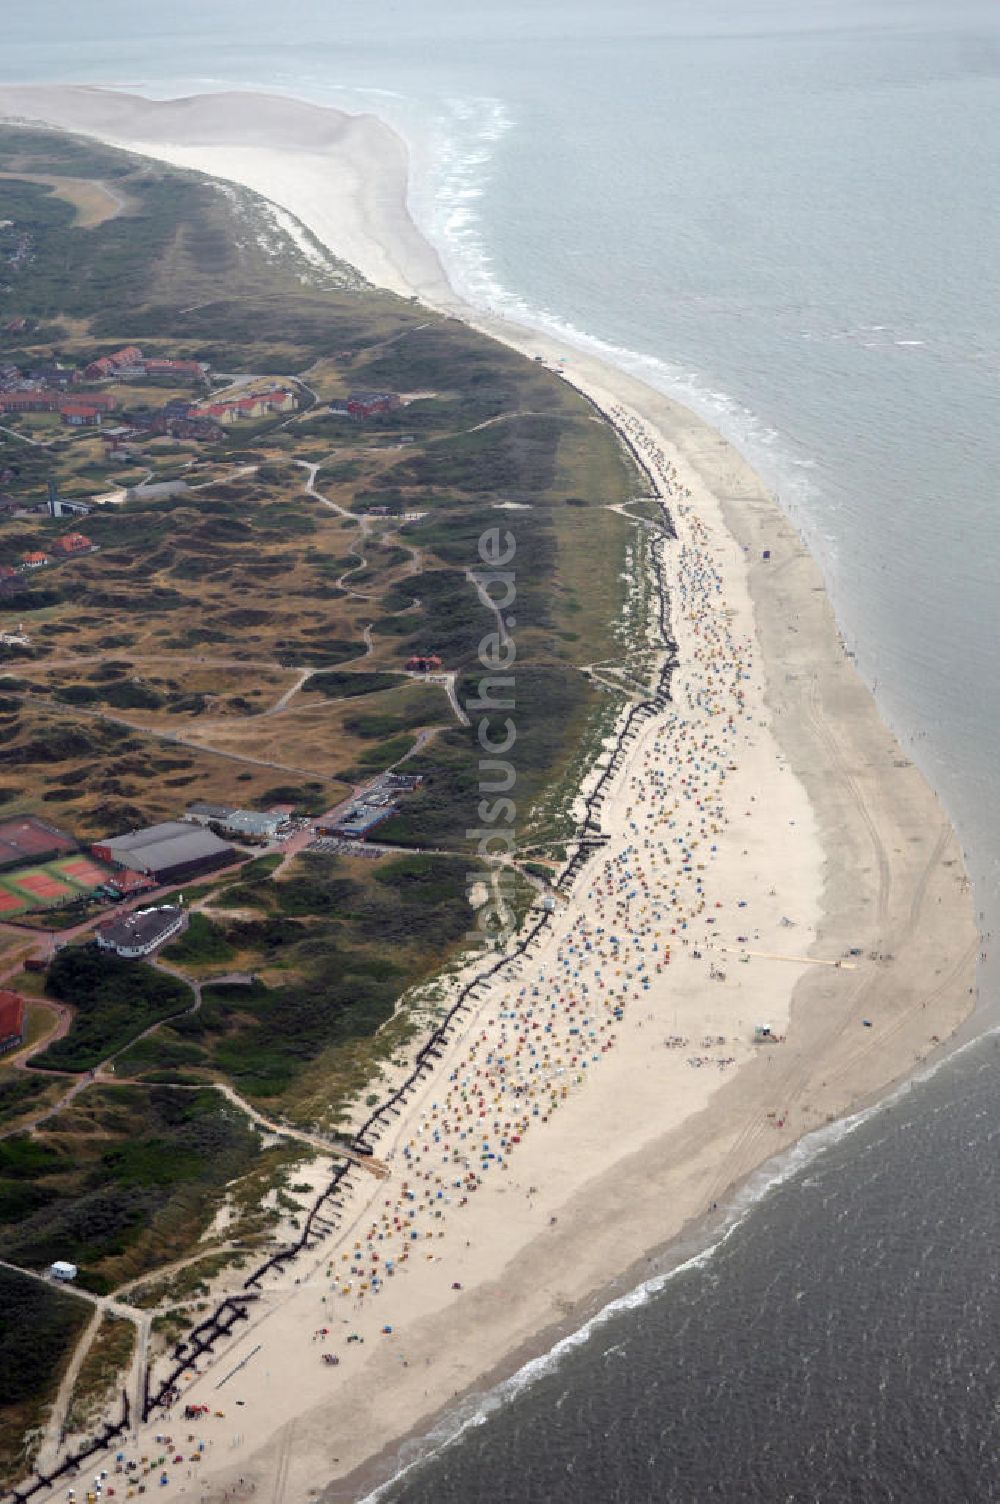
[0,991,25,1055]
[85,346,143,380]
[348,391,402,419]
[189,387,296,425]
[106,869,155,898]
[0,392,61,413]
[51,533,94,558]
[60,404,102,427]
[143,358,205,380]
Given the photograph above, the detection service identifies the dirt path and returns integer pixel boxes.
[0,422,50,449]
[34,1306,104,1473]
[9,999,71,1068]
[296,459,354,521]
[266,668,314,715]
[466,565,513,651]
[1,1258,146,1474]
[206,1080,385,1173]
[296,460,379,601]
[2,688,345,784]
[437,671,470,728]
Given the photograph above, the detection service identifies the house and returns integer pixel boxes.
[189,387,297,426]
[406,654,443,673]
[60,403,102,428]
[264,388,297,413]
[0,392,61,414]
[188,399,245,425]
[84,346,143,380]
[143,358,206,381]
[0,990,25,1055]
[138,406,224,442]
[347,391,402,419]
[21,551,48,569]
[49,1261,78,1282]
[68,392,117,413]
[105,869,156,899]
[28,365,78,388]
[95,904,186,958]
[87,355,205,382]
[0,391,116,417]
[51,532,94,558]
[0,564,20,581]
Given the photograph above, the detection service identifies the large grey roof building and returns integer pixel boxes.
[92,822,235,884]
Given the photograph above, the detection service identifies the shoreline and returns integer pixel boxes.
[0,85,980,1504]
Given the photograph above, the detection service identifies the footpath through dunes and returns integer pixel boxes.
[0,90,978,1504]
[116,389,971,1504]
[46,395,824,1501]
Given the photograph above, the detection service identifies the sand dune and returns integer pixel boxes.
[0,85,978,1504]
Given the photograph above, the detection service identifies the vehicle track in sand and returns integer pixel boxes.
[802,674,892,929]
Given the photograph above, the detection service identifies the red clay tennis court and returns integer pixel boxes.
[0,852,113,913]
[13,871,74,900]
[0,816,75,867]
[56,857,107,888]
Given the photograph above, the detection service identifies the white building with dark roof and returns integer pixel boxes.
[95,904,186,958]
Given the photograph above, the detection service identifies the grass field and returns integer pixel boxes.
[0,854,110,914]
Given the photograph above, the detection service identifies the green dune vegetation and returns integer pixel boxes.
[0,123,656,1479]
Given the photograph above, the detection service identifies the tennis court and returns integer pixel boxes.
[54,856,107,888]
[14,871,74,900]
[0,854,113,915]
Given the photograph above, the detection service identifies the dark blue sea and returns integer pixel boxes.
[2,3,999,1498]
[373,1038,1000,1502]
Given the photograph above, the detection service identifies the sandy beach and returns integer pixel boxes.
[0,86,980,1504]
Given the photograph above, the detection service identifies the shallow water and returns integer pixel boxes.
[3,2,999,1498]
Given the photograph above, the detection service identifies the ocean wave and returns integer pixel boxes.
[402,122,829,551]
[357,1021,997,1503]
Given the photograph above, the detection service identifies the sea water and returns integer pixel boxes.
[2,2,999,1498]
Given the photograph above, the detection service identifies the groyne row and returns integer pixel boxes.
[3,413,678,1504]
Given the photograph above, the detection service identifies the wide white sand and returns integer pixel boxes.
[0,87,979,1503]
